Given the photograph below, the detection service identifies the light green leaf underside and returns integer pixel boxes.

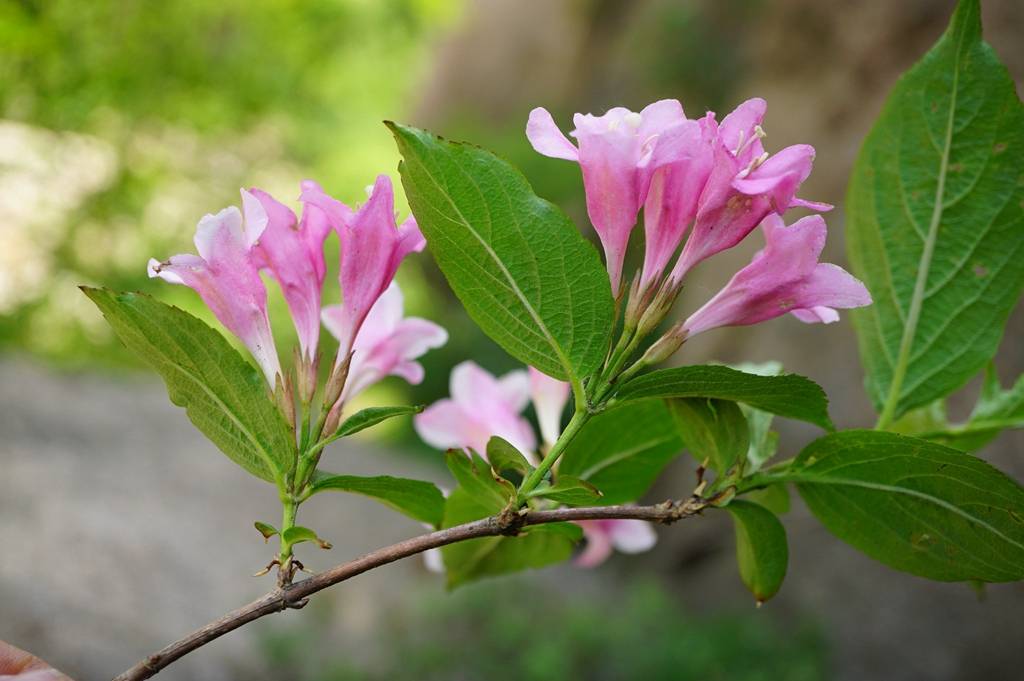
[558,400,683,505]
[309,472,446,528]
[334,405,422,439]
[615,365,833,430]
[83,288,294,484]
[389,122,614,382]
[846,0,1024,421]
[723,500,788,603]
[791,430,1024,583]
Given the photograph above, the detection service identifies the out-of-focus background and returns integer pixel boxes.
[1,1,1022,679]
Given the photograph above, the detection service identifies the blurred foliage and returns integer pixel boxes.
[258,578,827,681]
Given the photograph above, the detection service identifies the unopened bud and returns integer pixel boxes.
[274,372,296,429]
[322,399,343,436]
[294,347,321,405]
[323,352,352,411]
[636,278,683,337]
[639,324,688,366]
[623,274,648,330]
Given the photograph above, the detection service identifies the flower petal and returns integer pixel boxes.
[526,108,579,161]
[608,519,658,553]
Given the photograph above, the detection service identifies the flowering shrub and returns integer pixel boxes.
[59,2,1024,678]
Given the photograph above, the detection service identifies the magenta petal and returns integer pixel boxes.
[719,98,767,165]
[733,144,816,210]
[526,108,579,161]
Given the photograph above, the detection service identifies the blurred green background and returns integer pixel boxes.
[2,2,1022,680]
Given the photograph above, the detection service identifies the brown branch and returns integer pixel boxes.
[111,497,707,681]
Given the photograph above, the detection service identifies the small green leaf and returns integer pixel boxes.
[282,525,332,550]
[846,0,1024,422]
[82,288,295,484]
[486,436,533,476]
[388,122,614,382]
[926,365,1024,451]
[529,475,603,506]
[334,405,423,438]
[731,361,783,472]
[723,500,789,604]
[440,488,579,588]
[616,365,833,430]
[558,401,683,504]
[668,398,749,475]
[254,521,279,542]
[446,450,516,512]
[790,430,1024,582]
[308,472,445,528]
[742,484,791,516]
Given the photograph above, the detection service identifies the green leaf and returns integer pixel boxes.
[282,525,332,550]
[388,122,614,382]
[743,483,791,516]
[615,365,833,430]
[308,472,445,528]
[667,398,749,474]
[723,500,789,604]
[927,365,1024,451]
[446,450,516,511]
[529,475,603,506]
[440,488,580,588]
[558,401,683,505]
[845,0,1024,423]
[82,288,295,484]
[254,521,279,542]
[334,405,423,438]
[790,430,1024,582]
[731,361,782,472]
[486,436,533,476]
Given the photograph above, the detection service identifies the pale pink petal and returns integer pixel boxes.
[791,306,840,324]
[414,399,474,451]
[574,520,615,568]
[496,369,532,412]
[608,519,658,553]
[422,547,444,573]
[193,206,244,262]
[239,188,269,247]
[526,108,579,161]
[529,367,571,447]
[638,99,686,140]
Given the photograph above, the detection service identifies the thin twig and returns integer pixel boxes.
[112,497,707,681]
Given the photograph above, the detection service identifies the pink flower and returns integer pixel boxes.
[415,361,536,456]
[526,101,690,295]
[669,99,831,283]
[528,367,570,448]
[148,190,281,385]
[574,518,657,568]
[322,282,448,401]
[303,175,424,360]
[683,214,872,337]
[248,182,334,361]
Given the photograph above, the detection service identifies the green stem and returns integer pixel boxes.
[518,408,590,501]
[278,495,299,562]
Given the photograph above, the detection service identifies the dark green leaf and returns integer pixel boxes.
[388,122,614,382]
[446,450,516,512]
[486,436,533,476]
[723,500,788,604]
[282,525,331,550]
[440,488,579,588]
[668,398,749,474]
[82,288,295,484]
[790,430,1024,582]
[334,405,423,438]
[559,401,683,505]
[254,521,279,542]
[529,475,603,506]
[308,472,445,528]
[616,365,832,430]
[846,0,1024,422]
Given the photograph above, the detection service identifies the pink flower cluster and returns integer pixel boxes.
[414,362,655,567]
[528,98,871,337]
[148,176,446,406]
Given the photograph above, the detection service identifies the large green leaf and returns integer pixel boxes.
[615,365,832,430]
[440,488,581,588]
[388,122,614,382]
[846,0,1024,423]
[723,500,788,604]
[83,288,294,484]
[308,472,446,528]
[558,400,683,505]
[667,398,749,474]
[789,430,1024,582]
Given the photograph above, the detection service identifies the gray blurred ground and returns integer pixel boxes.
[1,357,1022,681]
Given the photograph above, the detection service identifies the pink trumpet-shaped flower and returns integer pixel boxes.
[528,367,571,448]
[574,518,657,568]
[669,99,831,283]
[248,183,334,360]
[415,361,536,456]
[148,191,281,385]
[682,214,872,337]
[303,175,424,360]
[323,282,448,401]
[527,101,689,295]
